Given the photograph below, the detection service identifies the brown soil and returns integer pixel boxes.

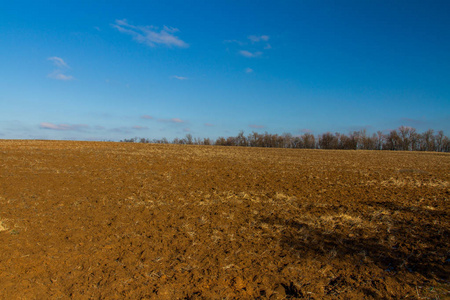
[0,140,449,299]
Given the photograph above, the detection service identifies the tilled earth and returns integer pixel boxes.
[0,140,449,299]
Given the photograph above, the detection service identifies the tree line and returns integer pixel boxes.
[120,126,450,152]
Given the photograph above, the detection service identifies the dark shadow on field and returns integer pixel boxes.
[259,201,449,282]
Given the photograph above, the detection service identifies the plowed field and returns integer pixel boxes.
[0,140,449,299]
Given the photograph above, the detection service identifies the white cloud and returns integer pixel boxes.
[204,123,214,127]
[171,118,185,123]
[239,50,262,58]
[141,115,154,120]
[248,35,269,42]
[163,26,179,33]
[157,118,186,124]
[47,71,75,81]
[171,75,188,80]
[245,68,254,73]
[112,19,188,48]
[48,57,69,68]
[226,35,271,60]
[224,39,245,46]
[47,57,74,80]
[40,122,88,131]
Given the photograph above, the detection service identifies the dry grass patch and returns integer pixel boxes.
[380,177,449,188]
[293,213,375,234]
[0,219,8,232]
[317,213,370,229]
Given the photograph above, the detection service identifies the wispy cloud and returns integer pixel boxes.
[225,35,270,45]
[48,56,69,68]
[224,39,245,46]
[204,123,214,127]
[158,118,186,123]
[249,35,271,49]
[47,71,75,81]
[47,57,74,80]
[110,126,148,133]
[40,122,88,131]
[245,67,254,73]
[239,50,262,58]
[249,124,265,129]
[183,128,191,132]
[112,19,188,48]
[141,115,154,120]
[248,35,269,42]
[171,118,185,123]
[171,75,188,80]
[226,34,271,59]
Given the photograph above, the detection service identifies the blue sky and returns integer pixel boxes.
[1,0,449,141]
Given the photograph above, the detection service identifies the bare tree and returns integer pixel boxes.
[282,133,293,148]
[409,128,419,151]
[203,138,212,146]
[302,133,316,149]
[442,136,450,152]
[236,130,247,147]
[398,126,415,151]
[421,129,435,151]
[318,132,338,149]
[340,133,358,150]
[385,130,401,150]
[435,130,444,152]
[247,132,261,147]
[376,131,384,150]
[215,137,226,146]
[185,134,193,145]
